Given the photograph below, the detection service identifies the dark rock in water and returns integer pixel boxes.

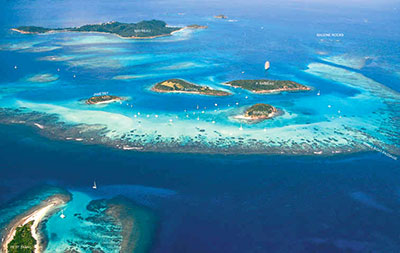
[64,248,80,253]
[87,241,98,247]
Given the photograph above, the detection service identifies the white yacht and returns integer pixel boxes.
[264,61,270,70]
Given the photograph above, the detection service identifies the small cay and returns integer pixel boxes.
[152,79,231,96]
[225,79,310,94]
[214,15,228,19]
[236,103,278,122]
[86,95,124,105]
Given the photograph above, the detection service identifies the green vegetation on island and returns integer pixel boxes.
[152,79,231,96]
[86,95,124,104]
[244,103,277,120]
[226,79,310,94]
[7,221,36,253]
[14,20,183,38]
[70,20,180,38]
[12,26,54,34]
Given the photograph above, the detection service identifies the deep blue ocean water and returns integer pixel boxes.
[1,0,400,252]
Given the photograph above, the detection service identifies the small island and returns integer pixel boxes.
[152,79,231,96]
[225,79,311,94]
[13,20,187,39]
[235,103,278,122]
[214,15,228,19]
[86,95,124,105]
[186,24,208,29]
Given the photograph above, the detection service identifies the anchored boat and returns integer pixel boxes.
[264,61,270,70]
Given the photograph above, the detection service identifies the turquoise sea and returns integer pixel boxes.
[0,0,400,252]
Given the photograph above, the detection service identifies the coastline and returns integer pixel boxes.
[1,194,70,253]
[252,86,311,94]
[233,111,277,122]
[11,28,40,34]
[11,26,187,40]
[222,82,311,94]
[151,87,231,96]
[86,98,125,105]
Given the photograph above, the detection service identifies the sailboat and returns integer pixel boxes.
[60,210,66,219]
[317,90,321,96]
[264,61,270,71]
[92,181,97,189]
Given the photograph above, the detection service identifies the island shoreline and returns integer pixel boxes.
[222,82,311,94]
[151,79,232,96]
[151,87,232,96]
[1,194,70,253]
[11,26,188,40]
